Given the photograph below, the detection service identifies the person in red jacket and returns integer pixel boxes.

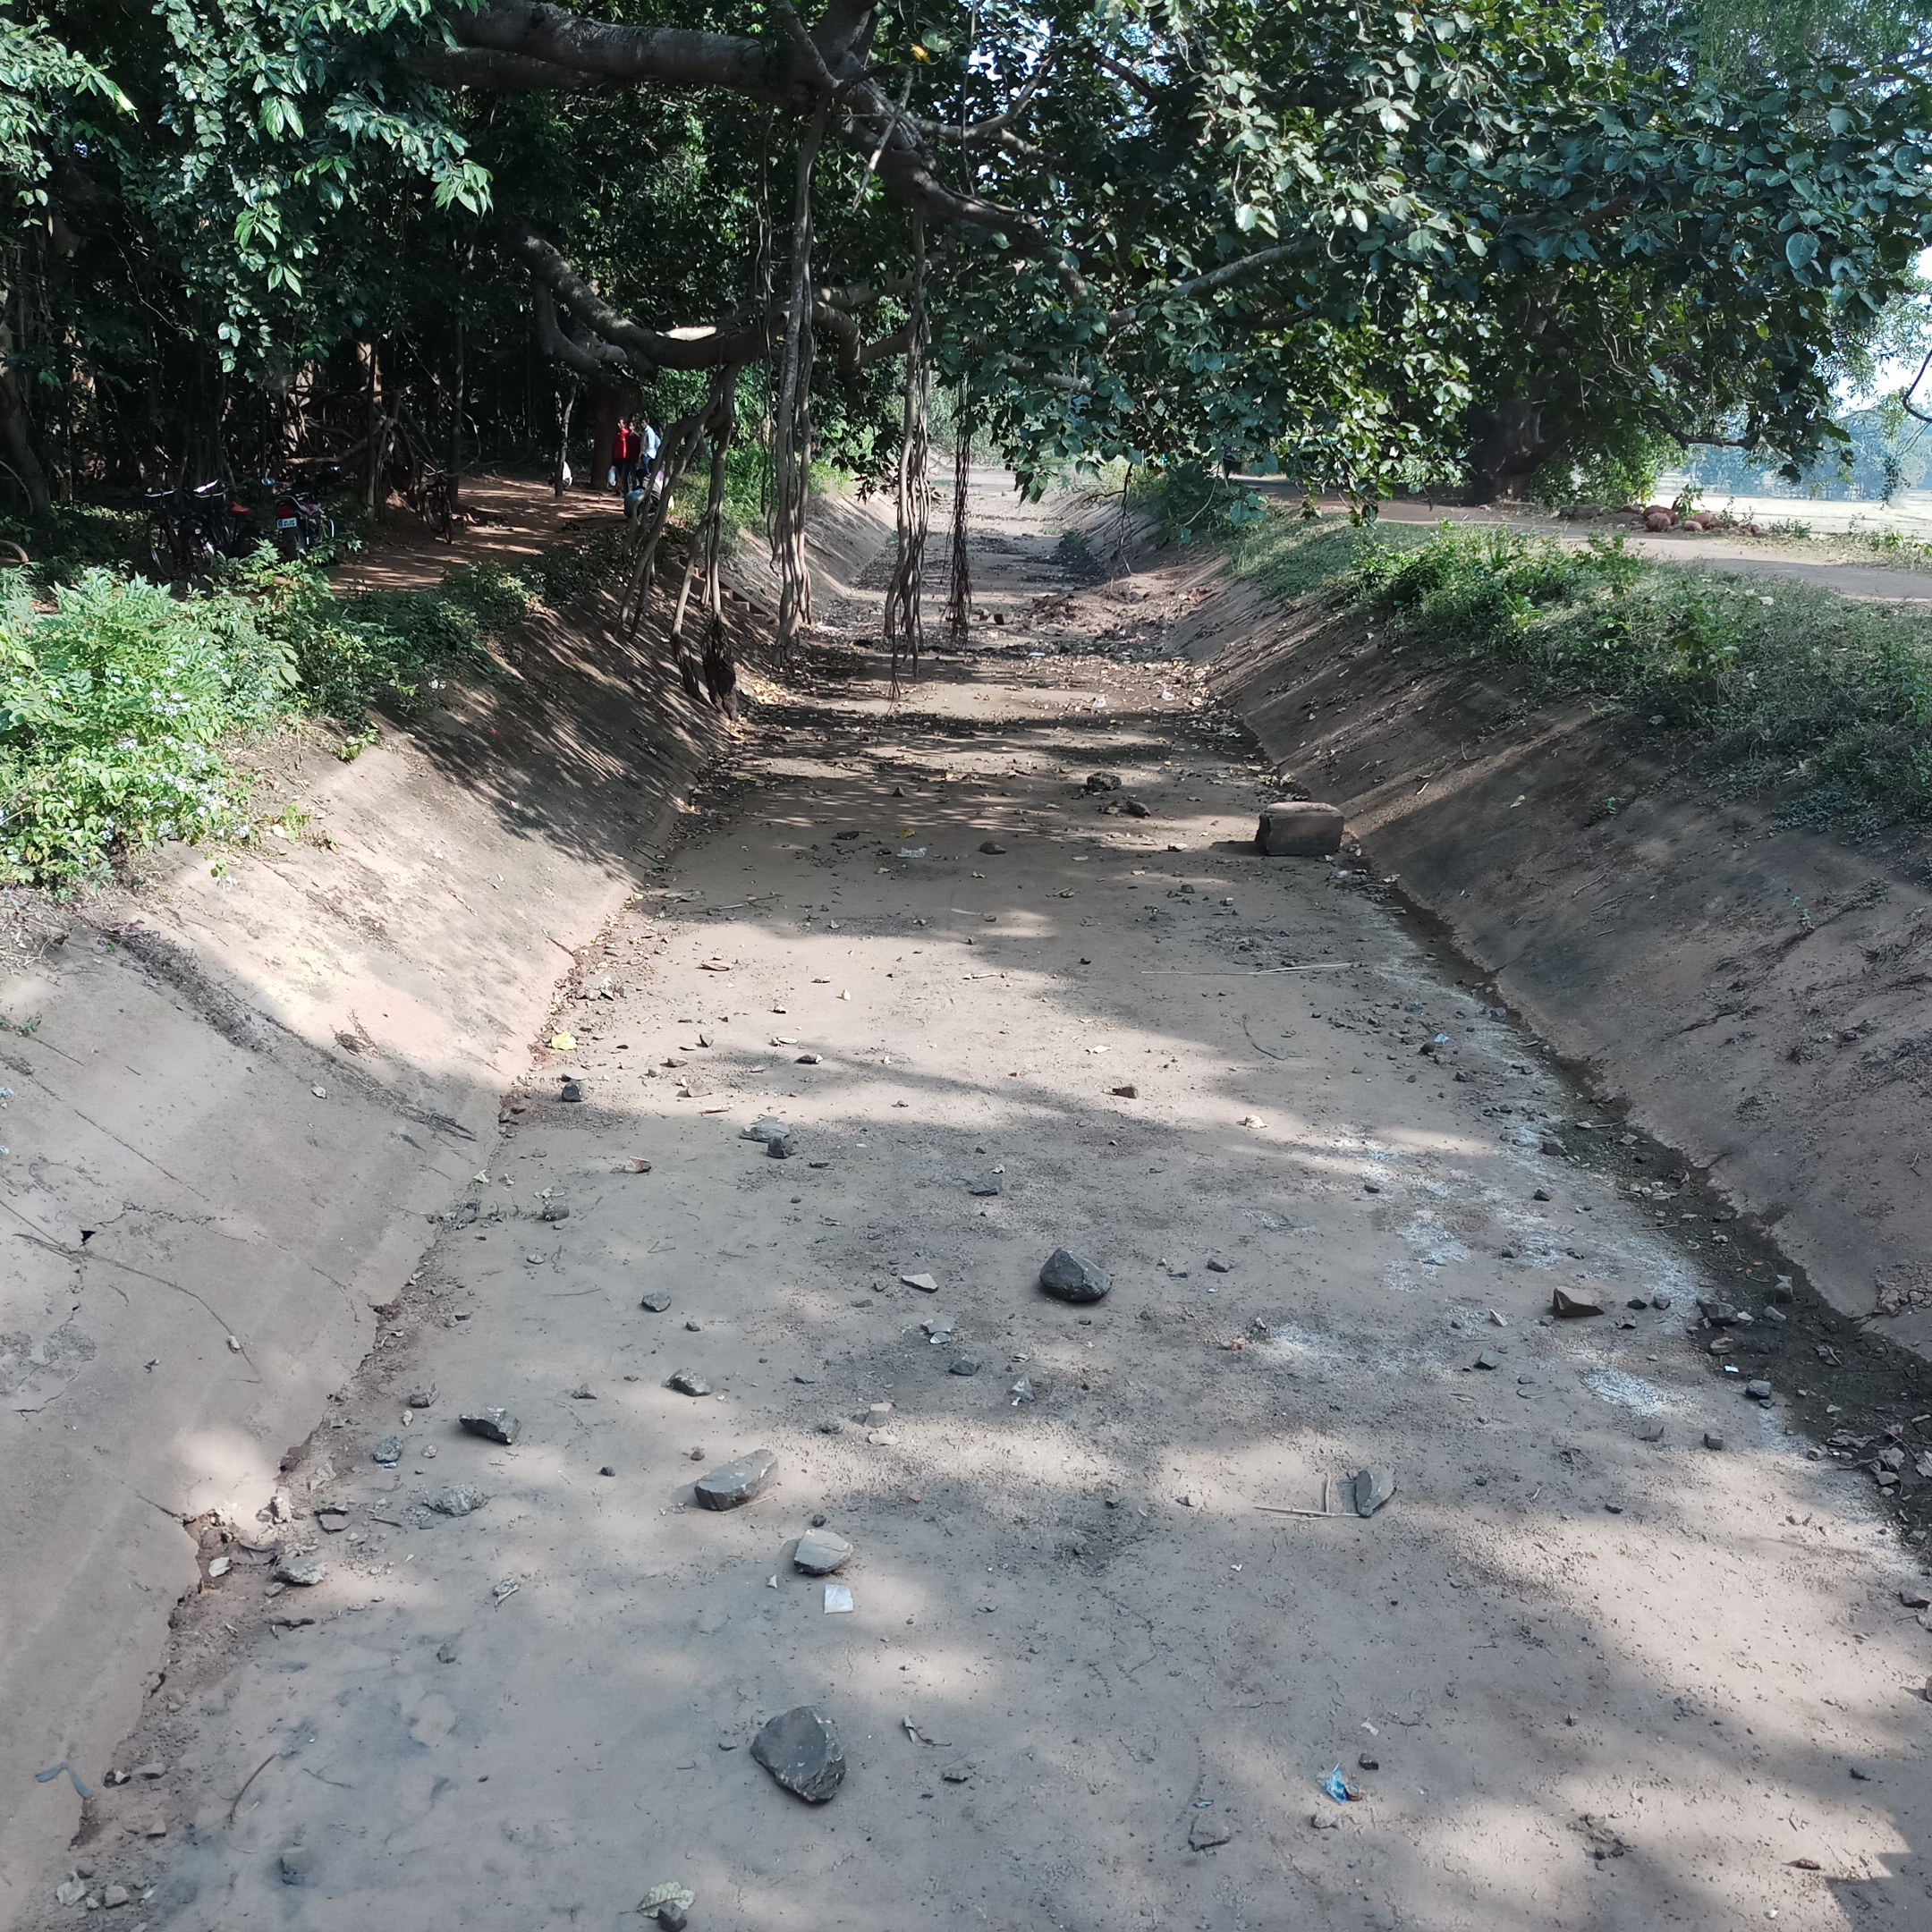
[612,419,640,492]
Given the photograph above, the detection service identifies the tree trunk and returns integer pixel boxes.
[361,341,383,516]
[1466,397,1568,503]
[0,285,51,518]
[448,318,465,513]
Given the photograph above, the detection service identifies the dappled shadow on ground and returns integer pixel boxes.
[41,568,1932,1932]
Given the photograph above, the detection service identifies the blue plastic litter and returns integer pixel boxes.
[35,1763,93,1799]
[1320,1767,1353,1805]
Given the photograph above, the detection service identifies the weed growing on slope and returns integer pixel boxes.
[1224,509,1932,827]
[0,532,625,886]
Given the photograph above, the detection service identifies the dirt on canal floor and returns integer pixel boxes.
[13,479,1932,1932]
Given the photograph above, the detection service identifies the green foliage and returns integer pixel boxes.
[0,530,618,885]
[0,567,292,882]
[1344,524,1932,821]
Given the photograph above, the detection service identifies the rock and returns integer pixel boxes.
[373,1436,402,1465]
[1189,1814,1233,1851]
[1206,1258,1232,1274]
[1254,801,1344,858]
[1552,1288,1604,1318]
[766,1132,795,1159]
[1084,771,1122,792]
[1626,1298,1649,1311]
[1636,1419,1665,1442]
[436,1638,460,1663]
[559,1080,583,1103]
[950,1358,981,1377]
[1539,1136,1569,1157]
[1532,1187,1552,1201]
[695,1449,778,1510]
[741,1117,790,1144]
[429,1484,489,1516]
[750,1705,846,1801]
[1358,1754,1379,1771]
[1120,797,1151,818]
[1744,1380,1773,1402]
[1899,1587,1931,1610]
[316,1508,351,1534]
[640,1292,673,1312]
[1474,1351,1501,1370]
[55,1879,86,1907]
[1767,1275,1796,1302]
[669,1369,711,1397]
[278,1849,314,1886]
[922,1316,955,1343]
[968,1173,1003,1196]
[901,1272,939,1292]
[1352,1468,1395,1518]
[459,1409,521,1445]
[1110,1084,1139,1098]
[134,1762,165,1779]
[792,1527,852,1574]
[979,841,1007,854]
[796,1053,822,1064]
[102,1885,130,1908]
[1703,1431,1725,1451]
[657,1906,689,1932]
[1651,1292,1673,1310]
[1010,1377,1035,1405]
[941,1761,974,1783]
[1700,1299,1742,1325]
[1039,1247,1112,1303]
[273,1556,326,1587]
[540,1199,571,1223]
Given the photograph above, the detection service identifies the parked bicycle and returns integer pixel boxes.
[144,479,258,579]
[386,427,456,541]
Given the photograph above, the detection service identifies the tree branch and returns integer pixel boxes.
[454,3,790,101]
[406,44,610,90]
[508,225,780,369]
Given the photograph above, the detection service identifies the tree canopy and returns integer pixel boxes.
[4,0,1932,579]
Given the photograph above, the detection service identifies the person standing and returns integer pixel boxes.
[611,418,639,492]
[638,417,663,493]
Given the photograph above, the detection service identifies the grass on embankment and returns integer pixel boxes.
[0,520,623,888]
[1224,509,1932,834]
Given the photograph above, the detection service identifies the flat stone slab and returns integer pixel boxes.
[1352,1468,1396,1518]
[901,1272,939,1292]
[1039,1248,1111,1303]
[695,1448,777,1511]
[1255,801,1343,857]
[459,1409,520,1445]
[792,1528,852,1574]
[750,1705,846,1801]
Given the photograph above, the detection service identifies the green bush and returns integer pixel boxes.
[0,531,624,886]
[1346,523,1932,824]
[0,568,295,883]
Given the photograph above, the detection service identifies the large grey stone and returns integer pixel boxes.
[750,1706,846,1801]
[792,1528,852,1574]
[741,1117,789,1144]
[1352,1468,1396,1518]
[668,1369,711,1396]
[1255,801,1343,857]
[1039,1248,1111,1303]
[696,1449,778,1511]
[459,1408,520,1445]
